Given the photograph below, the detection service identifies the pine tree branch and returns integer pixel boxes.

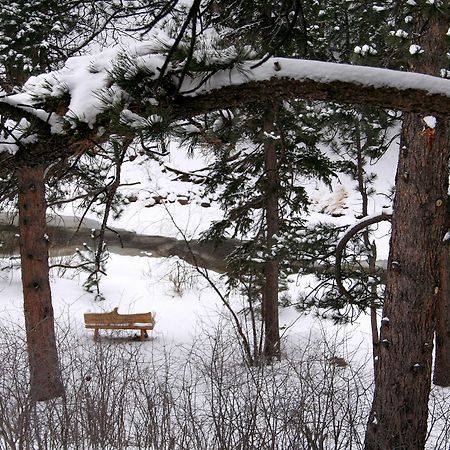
[1,59,450,172]
[0,101,53,131]
[172,75,450,119]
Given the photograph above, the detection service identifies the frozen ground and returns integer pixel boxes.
[0,252,374,360]
[1,136,449,449]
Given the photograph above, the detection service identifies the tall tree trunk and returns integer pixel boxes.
[365,9,449,449]
[355,120,379,370]
[262,105,281,361]
[18,164,64,401]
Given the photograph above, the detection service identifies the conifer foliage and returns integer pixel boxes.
[0,2,450,448]
[0,0,129,401]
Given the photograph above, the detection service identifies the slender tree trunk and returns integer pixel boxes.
[365,10,449,449]
[355,121,379,369]
[262,105,281,361]
[18,164,64,401]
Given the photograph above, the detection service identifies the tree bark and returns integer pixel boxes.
[171,69,450,119]
[262,105,281,361]
[355,120,380,370]
[17,165,64,401]
[365,9,449,449]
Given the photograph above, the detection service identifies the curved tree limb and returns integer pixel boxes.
[335,212,392,303]
[1,57,450,173]
[172,76,450,119]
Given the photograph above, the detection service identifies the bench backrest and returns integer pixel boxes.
[84,307,155,325]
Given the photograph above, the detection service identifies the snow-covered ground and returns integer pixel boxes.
[1,138,449,449]
[1,135,385,355]
[0,252,374,357]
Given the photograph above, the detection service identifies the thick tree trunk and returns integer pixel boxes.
[262,106,281,361]
[17,165,64,401]
[365,115,450,449]
[365,10,449,449]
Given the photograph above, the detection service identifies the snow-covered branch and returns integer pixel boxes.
[2,42,450,160]
[174,58,450,118]
[3,45,450,125]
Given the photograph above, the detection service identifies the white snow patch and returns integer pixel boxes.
[409,44,423,55]
[423,115,436,129]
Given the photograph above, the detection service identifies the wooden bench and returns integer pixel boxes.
[84,307,155,341]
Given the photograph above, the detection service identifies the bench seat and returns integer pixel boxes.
[84,308,155,341]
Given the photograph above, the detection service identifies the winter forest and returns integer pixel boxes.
[0,1,449,449]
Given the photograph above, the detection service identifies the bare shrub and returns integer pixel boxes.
[167,259,200,297]
[0,327,32,450]
[427,385,450,448]
[0,321,446,449]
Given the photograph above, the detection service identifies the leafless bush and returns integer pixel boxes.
[427,384,450,448]
[0,322,447,449]
[167,259,200,297]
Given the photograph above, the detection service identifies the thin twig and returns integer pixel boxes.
[162,203,254,364]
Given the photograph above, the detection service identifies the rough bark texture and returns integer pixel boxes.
[172,76,450,119]
[365,116,450,449]
[17,165,64,401]
[365,10,449,450]
[262,106,281,360]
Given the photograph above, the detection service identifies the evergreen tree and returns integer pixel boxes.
[169,0,403,358]
[0,0,124,90]
[194,99,334,360]
[366,4,450,448]
[0,0,130,401]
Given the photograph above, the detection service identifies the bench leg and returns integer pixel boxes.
[94,329,99,341]
[140,329,146,341]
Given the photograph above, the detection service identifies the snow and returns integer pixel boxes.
[1,43,450,148]
[120,109,163,129]
[409,44,423,55]
[392,29,408,38]
[0,129,389,351]
[181,56,450,97]
[0,93,65,132]
[1,107,449,449]
[0,41,168,129]
[107,146,222,238]
[1,28,450,448]
[354,45,377,56]
[0,117,396,352]
[423,115,436,129]
[0,247,373,354]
